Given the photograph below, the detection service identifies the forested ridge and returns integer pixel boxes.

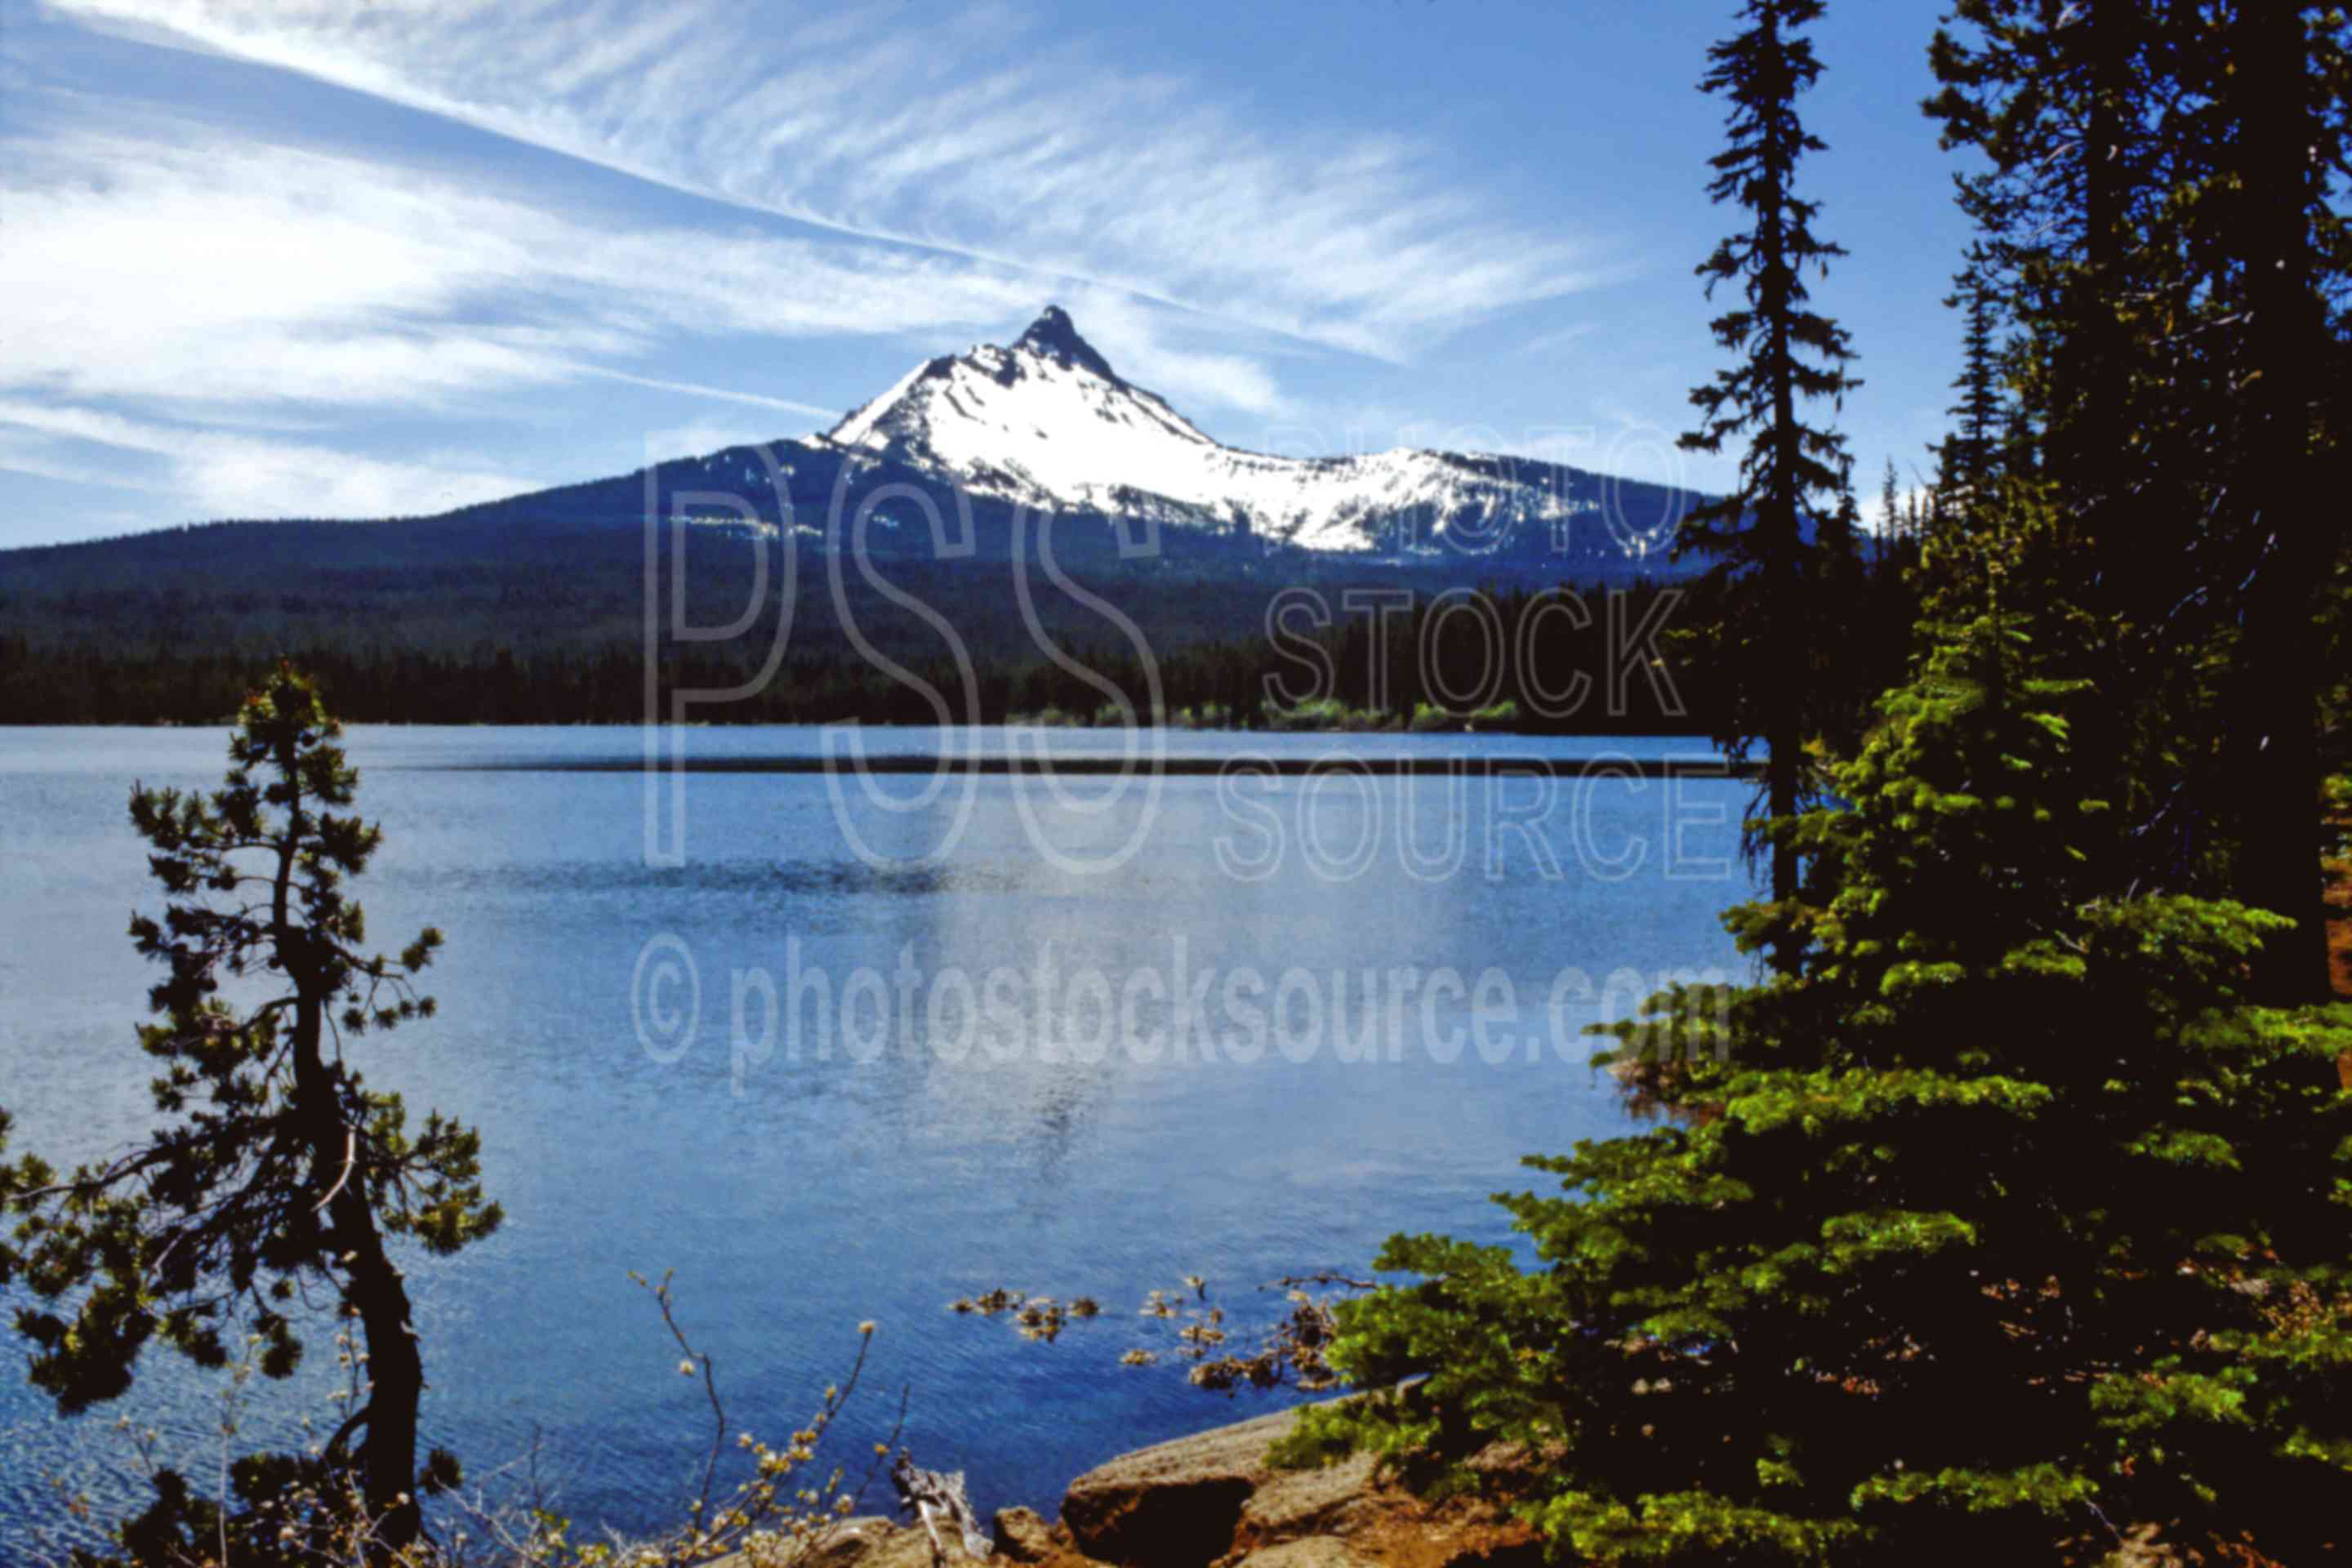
[0,528,1715,733]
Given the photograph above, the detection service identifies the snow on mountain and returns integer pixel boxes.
[816,306,1598,555]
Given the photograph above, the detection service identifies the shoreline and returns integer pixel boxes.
[754,1401,1533,1568]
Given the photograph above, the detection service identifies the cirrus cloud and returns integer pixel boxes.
[44,0,1604,360]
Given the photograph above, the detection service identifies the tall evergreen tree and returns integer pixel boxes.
[1294,506,2352,1564]
[1936,242,2005,511]
[1929,2,2212,902]
[2213,0,2345,1002]
[1931,2,2351,997]
[1928,2,2154,513]
[0,668,501,1552]
[1677,0,1862,923]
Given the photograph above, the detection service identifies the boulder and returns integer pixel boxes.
[1236,1445,1378,1544]
[791,1517,942,1568]
[1059,1407,1303,1567]
[1062,1399,1541,1568]
[991,1503,1058,1561]
[808,1517,895,1557]
[1231,1540,1374,1568]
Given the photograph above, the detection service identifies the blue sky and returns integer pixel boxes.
[0,0,1975,548]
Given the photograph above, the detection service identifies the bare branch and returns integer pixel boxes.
[313,1128,359,1216]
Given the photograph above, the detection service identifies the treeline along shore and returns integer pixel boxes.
[0,570,1723,733]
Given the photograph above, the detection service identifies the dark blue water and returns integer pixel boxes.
[0,725,1748,1551]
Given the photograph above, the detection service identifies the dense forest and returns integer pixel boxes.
[0,539,1717,734]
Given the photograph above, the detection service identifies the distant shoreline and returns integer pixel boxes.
[432,752,1756,779]
[0,715,1720,739]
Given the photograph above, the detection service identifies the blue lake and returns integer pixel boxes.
[0,725,1749,1549]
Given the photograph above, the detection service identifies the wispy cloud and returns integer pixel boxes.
[0,124,1042,412]
[3,0,1620,536]
[1514,322,1599,359]
[47,0,1604,361]
[0,114,1055,521]
[637,417,800,466]
[1051,286,1294,419]
[576,369,840,421]
[0,399,541,518]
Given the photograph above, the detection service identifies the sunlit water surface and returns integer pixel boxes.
[0,725,1747,1550]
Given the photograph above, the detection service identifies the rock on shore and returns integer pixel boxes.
[744,1401,1536,1568]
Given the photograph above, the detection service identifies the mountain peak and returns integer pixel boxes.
[1013,305,1118,381]
[812,309,1628,558]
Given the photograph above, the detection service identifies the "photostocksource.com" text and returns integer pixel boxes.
[629,933,1735,1094]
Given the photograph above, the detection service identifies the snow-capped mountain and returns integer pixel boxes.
[812,306,1620,557]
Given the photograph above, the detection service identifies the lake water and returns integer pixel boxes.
[0,725,1748,1551]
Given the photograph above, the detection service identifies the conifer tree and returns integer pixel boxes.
[0,666,501,1553]
[1936,242,2004,512]
[2212,0,2345,1002]
[1927,2,2152,511]
[1677,0,1862,924]
[1928,7,2207,905]
[1931,2,2352,997]
[1291,505,2352,1564]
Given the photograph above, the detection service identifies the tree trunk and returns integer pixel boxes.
[2072,0,2131,550]
[289,988,426,1553]
[1768,315,1802,915]
[273,735,426,1553]
[2227,0,2332,1004]
[336,1183,427,1550]
[1767,483,1802,912]
[1762,90,1803,927]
